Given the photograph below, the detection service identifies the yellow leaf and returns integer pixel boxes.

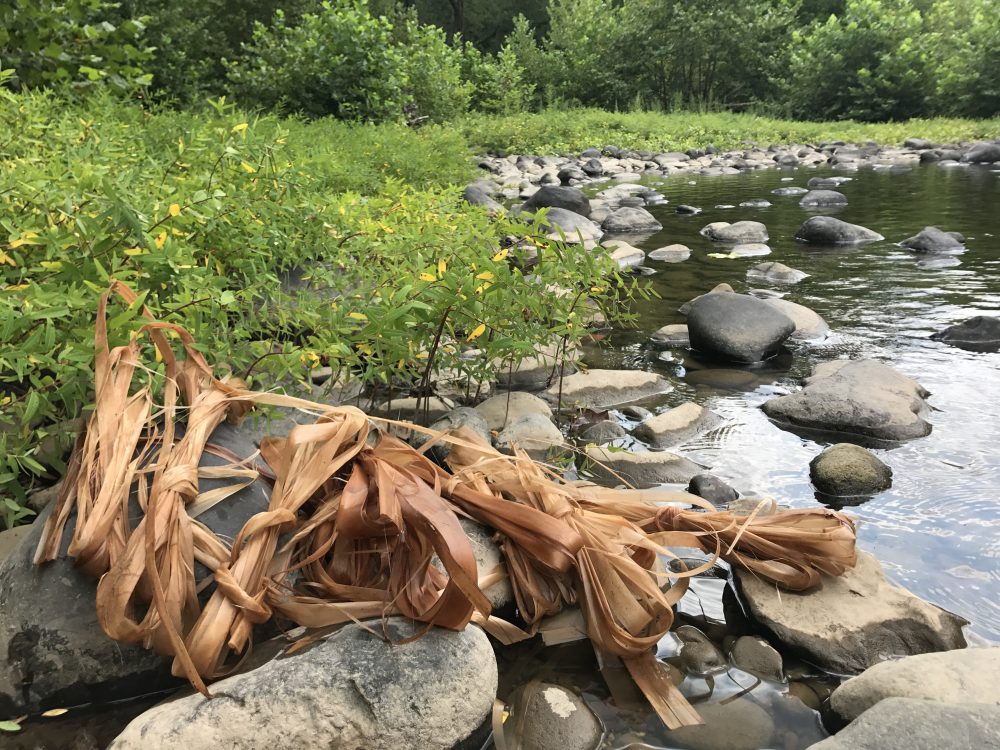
[168,203,181,217]
[357,343,373,355]
[21,230,38,239]
[467,323,487,342]
[492,248,509,262]
[418,272,436,282]
[155,231,167,249]
[0,252,15,267]
[8,239,24,249]
[40,261,62,270]
[240,161,257,174]
[475,271,495,281]
[41,708,68,718]
[232,122,249,134]
[124,247,144,256]
[437,258,447,277]
[348,312,368,321]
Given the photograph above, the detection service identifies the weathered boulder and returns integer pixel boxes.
[496,413,567,457]
[799,189,848,207]
[578,420,627,444]
[0,422,272,714]
[761,297,830,340]
[962,142,1000,163]
[602,241,645,270]
[510,683,603,750]
[735,551,967,675]
[416,408,492,461]
[687,474,739,505]
[809,698,1000,750]
[687,293,796,363]
[110,620,497,750]
[747,262,808,284]
[0,526,32,567]
[930,315,1000,352]
[899,226,965,254]
[601,206,662,234]
[494,341,575,389]
[678,283,735,316]
[463,184,503,213]
[544,369,672,410]
[700,221,769,243]
[584,446,702,488]
[530,207,603,243]
[810,443,892,497]
[647,244,691,262]
[762,360,932,442]
[522,185,591,218]
[904,137,935,150]
[633,402,722,448]
[475,392,552,431]
[795,216,884,245]
[831,647,1000,722]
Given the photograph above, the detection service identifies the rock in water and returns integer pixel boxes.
[830,647,1000,722]
[665,698,775,750]
[899,226,965,254]
[810,443,892,497]
[529,207,603,243]
[808,698,1000,750]
[961,142,1000,163]
[633,402,722,448]
[584,446,702,488]
[930,316,1000,352]
[760,297,830,340]
[729,636,784,682]
[762,359,932,442]
[462,184,503,213]
[544,369,672,410]
[601,206,663,234]
[687,293,795,363]
[522,185,591,218]
[475,391,553,430]
[0,423,272,714]
[747,262,808,284]
[795,216,884,245]
[512,683,603,750]
[799,189,848,207]
[110,619,497,750]
[735,551,967,675]
[687,474,739,505]
[699,221,769,243]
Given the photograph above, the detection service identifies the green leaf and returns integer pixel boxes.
[0,721,21,732]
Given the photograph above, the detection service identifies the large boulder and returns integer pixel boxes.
[700,221,769,243]
[735,551,967,675]
[496,413,567,458]
[678,283,735,316]
[601,206,662,234]
[809,698,1000,750]
[961,142,1000,163]
[930,315,1000,352]
[687,293,796,363]
[0,422,273,714]
[795,216,884,245]
[831,647,1000,722]
[761,359,932,442]
[522,185,591,218]
[810,443,892,497]
[584,446,702,488]
[110,620,497,750]
[899,226,965,254]
[543,369,672,410]
[760,297,830,340]
[463,184,503,213]
[530,207,603,243]
[633,402,722,448]
[799,189,848,207]
[475,391,553,430]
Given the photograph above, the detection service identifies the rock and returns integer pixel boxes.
[676,625,727,673]
[522,186,591,218]
[584,446,702,488]
[795,216,884,245]
[649,323,690,347]
[544,370,672,410]
[531,207,603,243]
[687,474,738,505]
[904,138,934,150]
[760,297,830,340]
[678,283,735,316]
[418,408,492,460]
[602,241,645,270]
[730,636,784,681]
[676,204,702,215]
[799,189,848,208]
[375,396,456,425]
[739,198,772,208]
[0,422,273,714]
[578,420,627,444]
[110,619,496,750]
[831,647,1000,722]
[899,226,965,254]
[647,244,691,262]
[557,166,586,184]
[687,293,795,363]
[930,316,1000,352]
[463,184,503,213]
[494,341,575,389]
[601,207,662,234]
[735,551,968,675]
[621,405,652,421]
[962,142,1000,163]
[438,520,513,610]
[633,402,722,448]
[512,683,602,750]
[496,413,566,457]
[711,243,770,258]
[475,392,552,431]
[772,186,809,196]
[747,262,808,284]
[809,697,1000,750]
[700,221,769,243]
[762,359,932,442]
[810,443,892,497]
[0,526,32,567]
[665,698,774,750]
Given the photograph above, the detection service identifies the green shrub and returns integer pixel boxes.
[461,43,535,114]
[395,16,472,123]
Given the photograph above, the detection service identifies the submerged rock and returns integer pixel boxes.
[544,369,672,410]
[584,446,702,488]
[762,359,932,442]
[110,620,497,750]
[930,315,1000,352]
[729,636,784,682]
[687,293,795,363]
[665,698,775,750]
[795,216,884,245]
[633,402,722,448]
[735,551,967,675]
[810,443,892,497]
[747,262,808,284]
[760,297,830,340]
[809,697,1000,750]
[899,226,965,254]
[649,323,690,348]
[830,647,1000,722]
[700,221,769,243]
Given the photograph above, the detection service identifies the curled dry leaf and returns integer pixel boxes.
[35,282,859,730]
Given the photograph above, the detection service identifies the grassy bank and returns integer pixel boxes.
[457,109,1000,155]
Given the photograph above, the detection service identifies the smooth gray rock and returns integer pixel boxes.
[700,221,769,243]
[601,206,662,234]
[531,207,603,243]
[497,413,566,457]
[761,297,830,340]
[584,446,702,488]
[762,359,932,442]
[809,698,1000,750]
[747,262,808,284]
[735,551,967,675]
[664,698,774,750]
[810,443,892,497]
[513,683,603,750]
[633,402,722,448]
[962,142,1000,163]
[899,225,965,254]
[544,369,672,410]
[110,620,497,750]
[648,244,691,262]
[679,283,735,316]
[687,474,738,505]
[649,323,690,348]
[904,138,934,150]
[475,392,552,431]
[463,184,503,213]
[799,189,848,207]
[795,216,884,245]
[830,647,1000,722]
[687,293,795,363]
[772,186,809,196]
[522,185,591,218]
[677,625,727,674]
[930,315,1000,352]
[578,420,627,444]
[730,636,784,682]
[418,408,492,461]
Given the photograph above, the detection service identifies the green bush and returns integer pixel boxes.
[225,1,409,121]
[395,16,472,123]
[461,42,536,114]
[929,0,1000,118]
